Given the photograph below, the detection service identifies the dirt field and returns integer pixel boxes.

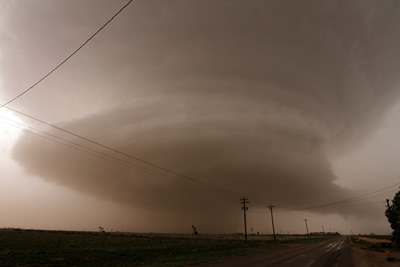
[350,237,399,267]
[357,237,391,244]
[0,229,320,266]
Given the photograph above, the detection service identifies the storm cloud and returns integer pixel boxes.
[7,0,400,231]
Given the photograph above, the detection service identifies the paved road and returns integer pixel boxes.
[198,236,353,267]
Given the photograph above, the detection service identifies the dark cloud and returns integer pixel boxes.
[9,0,400,231]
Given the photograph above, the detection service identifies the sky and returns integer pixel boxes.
[1,0,400,235]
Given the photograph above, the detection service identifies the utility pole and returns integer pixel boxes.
[267,205,276,241]
[322,226,325,236]
[240,197,249,242]
[304,219,309,238]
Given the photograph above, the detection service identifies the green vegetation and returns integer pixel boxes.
[0,229,328,266]
[359,235,392,240]
[349,236,373,246]
[385,190,400,246]
[277,236,335,244]
[350,236,400,253]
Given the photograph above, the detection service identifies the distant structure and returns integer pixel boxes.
[98,226,105,233]
[192,225,198,235]
[310,231,340,236]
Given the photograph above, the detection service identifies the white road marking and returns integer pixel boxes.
[324,241,344,252]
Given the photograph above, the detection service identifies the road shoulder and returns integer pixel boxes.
[350,237,399,267]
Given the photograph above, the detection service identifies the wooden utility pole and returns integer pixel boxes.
[304,219,309,238]
[240,197,249,242]
[267,205,276,240]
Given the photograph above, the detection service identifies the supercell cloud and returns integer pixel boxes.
[7,0,400,231]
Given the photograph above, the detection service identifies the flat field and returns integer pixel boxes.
[0,229,328,266]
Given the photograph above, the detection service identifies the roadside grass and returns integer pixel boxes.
[277,236,335,244]
[0,229,330,266]
[350,236,400,253]
[359,235,391,240]
[0,229,276,266]
[350,236,374,246]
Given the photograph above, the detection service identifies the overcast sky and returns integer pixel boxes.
[1,0,400,235]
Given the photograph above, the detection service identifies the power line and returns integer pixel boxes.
[3,108,397,210]
[1,107,244,200]
[309,200,385,209]
[249,188,397,214]
[0,0,273,203]
[275,182,400,212]
[0,116,243,202]
[2,107,397,221]
[0,0,133,109]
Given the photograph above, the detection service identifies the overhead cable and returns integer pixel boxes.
[2,107,243,200]
[0,0,133,109]
[275,182,400,212]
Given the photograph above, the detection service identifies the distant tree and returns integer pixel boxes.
[192,225,198,235]
[385,191,400,245]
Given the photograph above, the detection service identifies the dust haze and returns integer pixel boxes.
[6,0,400,232]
